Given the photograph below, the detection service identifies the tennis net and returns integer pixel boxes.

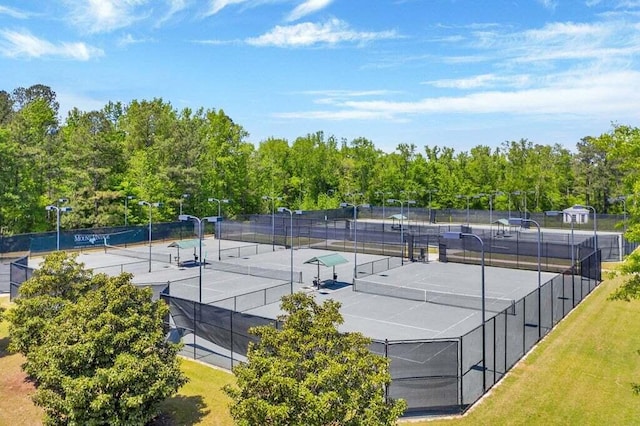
[353,279,515,314]
[104,244,172,264]
[205,260,303,283]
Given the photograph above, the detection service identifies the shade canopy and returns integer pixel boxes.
[168,239,204,249]
[388,214,407,220]
[303,253,349,267]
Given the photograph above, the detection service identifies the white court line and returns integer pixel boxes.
[342,313,440,334]
[435,312,477,338]
[386,341,459,365]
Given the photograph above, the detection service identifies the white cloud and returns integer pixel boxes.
[0,5,29,19]
[0,29,104,60]
[274,69,640,122]
[467,20,640,64]
[63,0,149,33]
[286,0,334,22]
[537,0,558,10]
[156,0,189,26]
[246,18,399,47]
[118,33,154,46]
[425,74,532,90]
[204,0,249,16]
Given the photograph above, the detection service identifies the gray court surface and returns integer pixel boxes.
[27,237,556,342]
[246,261,556,341]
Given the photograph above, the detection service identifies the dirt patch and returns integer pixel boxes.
[1,369,36,395]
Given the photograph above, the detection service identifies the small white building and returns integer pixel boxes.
[562,206,590,224]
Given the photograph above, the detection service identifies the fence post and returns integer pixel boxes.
[193,301,197,360]
[230,310,234,368]
[493,316,497,385]
[572,264,576,309]
[384,339,389,403]
[504,310,507,375]
[522,297,526,355]
[459,336,464,410]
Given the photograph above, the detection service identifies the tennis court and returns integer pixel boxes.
[27,238,556,341]
[27,238,297,304]
[245,261,556,341]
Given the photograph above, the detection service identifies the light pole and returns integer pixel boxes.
[179,214,220,303]
[512,190,534,218]
[179,193,189,215]
[427,189,438,223]
[375,191,390,223]
[277,207,302,293]
[509,217,542,338]
[456,194,471,225]
[262,195,282,251]
[124,195,134,226]
[574,204,598,262]
[405,199,416,228]
[45,205,72,251]
[512,190,521,217]
[138,201,162,272]
[490,191,504,226]
[401,190,417,226]
[387,199,406,265]
[546,210,575,271]
[609,196,629,234]
[209,197,229,260]
[443,231,486,390]
[340,201,370,282]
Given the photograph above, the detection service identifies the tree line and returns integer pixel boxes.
[1,84,639,235]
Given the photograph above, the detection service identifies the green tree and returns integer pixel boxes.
[5,251,94,355]
[225,292,406,425]
[60,108,128,227]
[6,252,186,425]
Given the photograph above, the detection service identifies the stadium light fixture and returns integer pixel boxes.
[209,198,230,260]
[277,207,302,293]
[443,230,486,391]
[340,202,370,283]
[387,198,407,265]
[179,214,219,303]
[509,217,542,338]
[179,193,190,215]
[124,195,135,227]
[139,201,162,272]
[45,205,72,251]
[263,195,283,251]
[573,204,598,261]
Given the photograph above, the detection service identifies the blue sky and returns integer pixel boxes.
[1,0,639,153]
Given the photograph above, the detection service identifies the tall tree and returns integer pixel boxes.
[60,108,127,227]
[225,292,406,425]
[6,252,186,425]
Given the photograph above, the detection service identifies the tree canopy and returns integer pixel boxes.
[5,252,187,425]
[1,84,639,237]
[224,292,406,425]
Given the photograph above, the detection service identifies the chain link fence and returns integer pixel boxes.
[1,212,610,416]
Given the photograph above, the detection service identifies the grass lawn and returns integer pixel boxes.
[2,268,640,425]
[409,273,640,425]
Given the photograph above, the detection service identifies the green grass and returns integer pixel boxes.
[408,274,640,425]
[3,271,640,425]
[155,360,235,425]
[0,295,45,425]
